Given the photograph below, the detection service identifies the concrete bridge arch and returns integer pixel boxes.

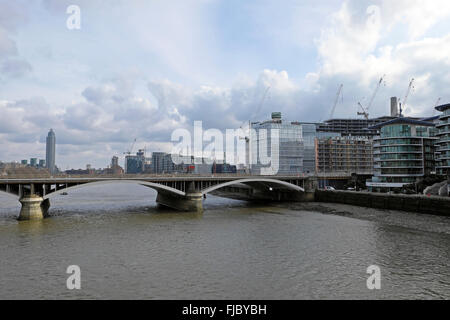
[42,179,186,200]
[0,176,313,220]
[201,178,305,195]
[0,189,21,200]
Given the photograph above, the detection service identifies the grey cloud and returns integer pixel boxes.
[1,58,32,78]
[0,29,18,59]
[7,132,40,144]
[62,103,107,131]
[82,86,110,105]
[0,1,32,80]
[82,72,141,105]
[0,0,29,32]
[147,71,308,131]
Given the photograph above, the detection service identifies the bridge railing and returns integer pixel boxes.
[0,172,359,180]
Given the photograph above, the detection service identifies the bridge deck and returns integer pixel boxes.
[0,175,311,184]
[0,175,325,219]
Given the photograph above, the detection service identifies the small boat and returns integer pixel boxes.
[61,192,68,196]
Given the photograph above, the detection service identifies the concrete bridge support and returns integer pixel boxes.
[18,196,50,221]
[156,191,203,212]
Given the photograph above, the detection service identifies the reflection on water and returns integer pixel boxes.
[0,183,449,299]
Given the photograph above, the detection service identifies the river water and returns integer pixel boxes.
[0,183,449,300]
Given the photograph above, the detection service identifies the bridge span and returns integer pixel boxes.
[0,175,317,220]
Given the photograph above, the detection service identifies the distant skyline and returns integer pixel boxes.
[1,0,450,168]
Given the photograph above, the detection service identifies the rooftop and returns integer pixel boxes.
[368,117,437,130]
[435,103,450,112]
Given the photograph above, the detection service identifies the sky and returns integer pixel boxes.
[1,0,450,169]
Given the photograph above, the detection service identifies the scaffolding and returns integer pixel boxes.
[315,136,374,175]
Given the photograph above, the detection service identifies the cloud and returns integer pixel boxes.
[0,0,32,80]
[147,69,307,130]
[306,0,450,117]
[0,29,18,58]
[143,1,450,128]
[0,0,29,32]
[1,58,32,78]
[0,70,304,167]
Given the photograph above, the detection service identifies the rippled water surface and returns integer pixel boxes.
[0,183,449,299]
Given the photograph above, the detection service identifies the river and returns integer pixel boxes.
[0,183,449,299]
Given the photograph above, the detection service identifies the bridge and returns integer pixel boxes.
[0,175,317,220]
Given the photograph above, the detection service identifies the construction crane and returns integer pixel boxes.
[240,86,271,129]
[239,85,271,141]
[433,97,441,115]
[329,84,343,119]
[357,102,369,120]
[357,75,385,120]
[399,78,414,116]
[254,85,271,122]
[123,138,137,156]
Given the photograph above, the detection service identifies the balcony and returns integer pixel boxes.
[378,151,423,154]
[380,166,423,169]
[435,128,450,135]
[436,123,450,129]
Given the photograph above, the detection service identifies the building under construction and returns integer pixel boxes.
[313,97,426,176]
[316,97,405,137]
[316,117,395,137]
[125,149,147,174]
[315,136,373,175]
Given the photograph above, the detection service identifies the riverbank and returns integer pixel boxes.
[314,190,450,217]
[279,201,450,235]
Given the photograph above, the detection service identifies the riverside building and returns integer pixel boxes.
[435,103,450,176]
[249,112,304,175]
[125,149,146,174]
[315,136,373,175]
[366,118,437,191]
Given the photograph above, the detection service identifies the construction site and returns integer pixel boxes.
[317,77,427,136]
[315,136,373,175]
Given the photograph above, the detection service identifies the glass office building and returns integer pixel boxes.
[250,113,304,175]
[366,118,437,190]
[435,103,450,176]
[247,114,340,175]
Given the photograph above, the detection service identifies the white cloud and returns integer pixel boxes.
[308,0,450,117]
[0,1,32,80]
[380,0,450,40]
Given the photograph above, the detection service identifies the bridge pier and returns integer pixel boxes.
[156,191,203,212]
[18,196,50,221]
